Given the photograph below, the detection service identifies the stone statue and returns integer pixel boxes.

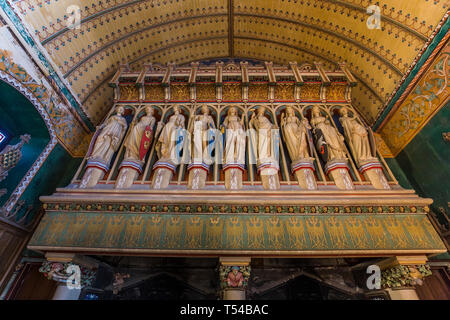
[249,106,280,190]
[89,106,128,164]
[123,106,156,161]
[115,106,156,189]
[281,106,317,190]
[310,106,353,190]
[249,106,277,163]
[152,106,186,189]
[281,106,311,161]
[155,105,186,163]
[226,267,244,288]
[310,106,346,161]
[222,107,246,165]
[190,105,216,165]
[339,107,389,189]
[80,106,128,188]
[221,107,247,190]
[187,106,216,189]
[339,106,374,164]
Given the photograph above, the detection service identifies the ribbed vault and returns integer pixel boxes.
[12,0,448,124]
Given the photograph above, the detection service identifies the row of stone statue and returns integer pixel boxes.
[79,105,390,190]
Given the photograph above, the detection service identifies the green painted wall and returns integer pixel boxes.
[14,143,82,224]
[0,80,50,207]
[0,79,82,224]
[389,102,449,225]
[384,158,413,190]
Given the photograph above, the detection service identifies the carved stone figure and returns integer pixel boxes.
[152,106,186,189]
[227,267,244,288]
[188,106,216,189]
[190,105,216,165]
[249,107,280,190]
[250,107,277,162]
[338,107,389,189]
[222,107,246,165]
[219,264,251,299]
[155,106,185,163]
[310,106,353,190]
[281,106,317,190]
[221,107,247,190]
[310,106,346,161]
[90,106,128,163]
[80,106,128,188]
[115,106,156,189]
[281,106,310,161]
[339,107,374,164]
[123,106,156,161]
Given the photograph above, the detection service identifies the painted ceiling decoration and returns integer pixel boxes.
[3,0,449,126]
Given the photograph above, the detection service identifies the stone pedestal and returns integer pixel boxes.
[325,160,354,190]
[115,160,144,189]
[258,164,280,190]
[79,159,110,189]
[359,160,390,190]
[187,164,209,190]
[386,288,419,300]
[53,284,81,300]
[292,159,317,190]
[223,288,246,300]
[152,161,177,189]
[223,164,246,190]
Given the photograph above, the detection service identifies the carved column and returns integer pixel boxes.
[379,256,432,300]
[219,257,251,300]
[39,254,98,300]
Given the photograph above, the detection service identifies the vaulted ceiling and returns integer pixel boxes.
[12,0,448,125]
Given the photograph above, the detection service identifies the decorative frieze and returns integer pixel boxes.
[28,212,445,255]
[41,202,429,215]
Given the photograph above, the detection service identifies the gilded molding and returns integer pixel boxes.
[379,44,449,156]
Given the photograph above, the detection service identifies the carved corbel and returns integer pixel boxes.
[219,257,251,300]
